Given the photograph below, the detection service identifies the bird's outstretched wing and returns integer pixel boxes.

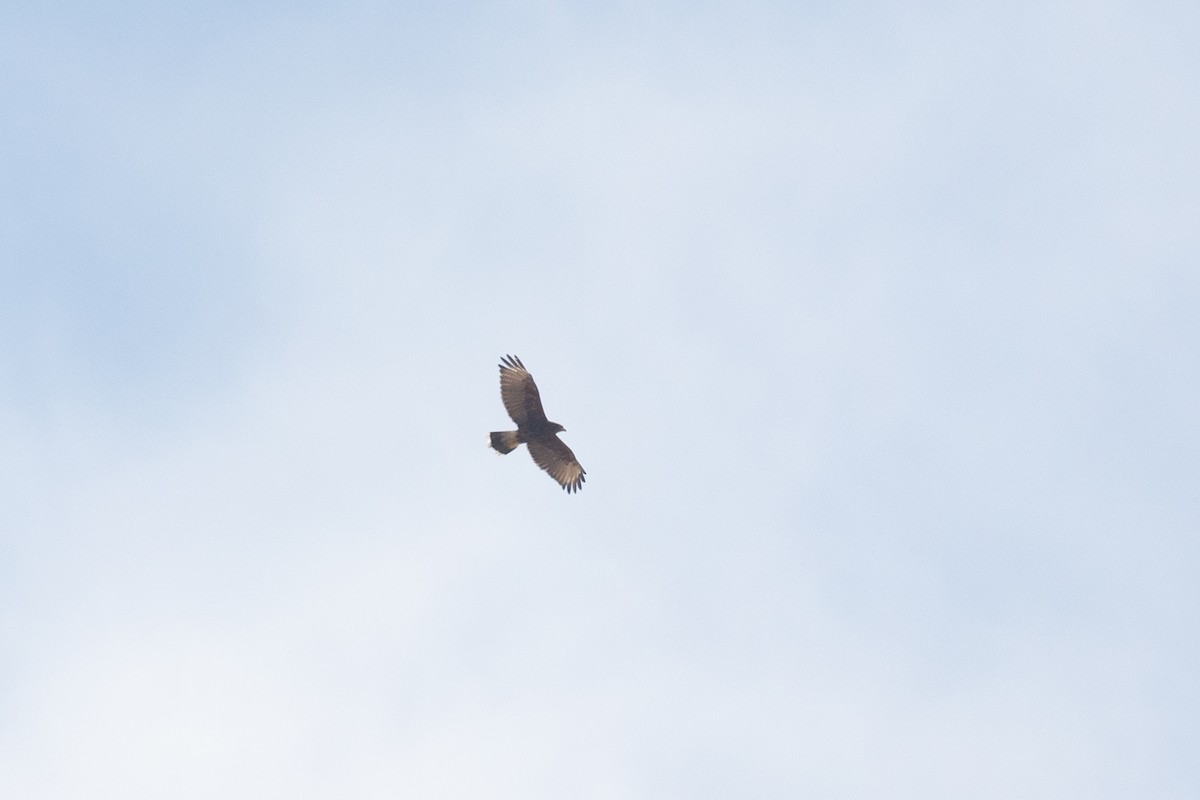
[498,355,548,427]
[527,436,586,493]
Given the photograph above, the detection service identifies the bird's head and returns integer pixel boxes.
[550,422,566,434]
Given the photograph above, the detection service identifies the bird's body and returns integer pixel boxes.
[488,355,586,493]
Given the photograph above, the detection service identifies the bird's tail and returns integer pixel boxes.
[489,431,521,454]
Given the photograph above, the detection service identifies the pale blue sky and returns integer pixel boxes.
[2,2,1198,797]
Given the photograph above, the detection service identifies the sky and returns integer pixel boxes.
[2,1,1198,797]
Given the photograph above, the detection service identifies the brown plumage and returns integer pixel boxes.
[488,355,586,493]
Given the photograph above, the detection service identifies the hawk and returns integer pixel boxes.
[489,355,586,493]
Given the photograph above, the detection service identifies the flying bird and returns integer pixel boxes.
[489,355,586,493]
